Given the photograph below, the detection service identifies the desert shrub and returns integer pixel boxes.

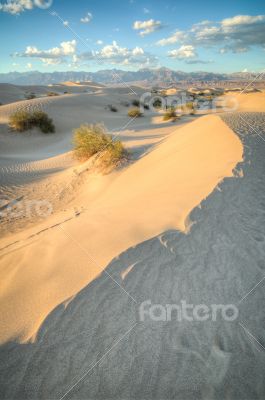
[25,92,36,100]
[9,110,55,133]
[64,91,68,94]
[9,110,33,132]
[47,92,59,97]
[152,98,162,109]
[163,108,178,121]
[31,111,55,133]
[131,99,140,107]
[73,123,126,167]
[185,102,195,110]
[127,107,142,118]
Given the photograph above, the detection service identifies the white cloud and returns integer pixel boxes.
[80,12,92,24]
[0,0,33,14]
[63,20,69,26]
[0,0,52,14]
[15,40,77,65]
[78,41,158,67]
[143,7,149,14]
[133,19,162,36]
[168,45,197,59]
[155,14,265,54]
[221,15,265,27]
[96,40,103,45]
[27,62,32,69]
[156,30,188,46]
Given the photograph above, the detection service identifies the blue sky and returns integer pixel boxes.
[0,0,264,73]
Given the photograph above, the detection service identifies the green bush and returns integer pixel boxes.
[127,107,142,117]
[9,110,55,133]
[31,111,55,133]
[73,123,126,168]
[47,92,59,97]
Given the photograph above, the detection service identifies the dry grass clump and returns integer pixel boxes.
[9,110,55,133]
[73,123,126,168]
[128,107,142,117]
[163,108,178,121]
[47,92,59,97]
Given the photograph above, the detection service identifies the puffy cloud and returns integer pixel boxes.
[133,19,162,36]
[15,40,77,65]
[80,12,92,24]
[78,41,158,67]
[96,40,103,45]
[0,0,33,14]
[155,14,265,53]
[168,45,197,59]
[156,30,188,46]
[0,0,52,14]
[221,15,265,27]
[143,7,150,14]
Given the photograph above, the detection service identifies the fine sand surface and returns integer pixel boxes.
[0,90,264,399]
[0,112,242,344]
[0,86,194,236]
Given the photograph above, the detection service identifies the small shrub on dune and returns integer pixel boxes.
[163,108,178,121]
[131,99,140,107]
[73,123,126,168]
[152,98,162,109]
[127,107,142,118]
[9,110,55,133]
[9,110,33,132]
[47,92,59,97]
[31,111,55,133]
[142,103,149,110]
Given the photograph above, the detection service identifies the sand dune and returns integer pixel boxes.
[0,112,242,343]
[0,86,265,398]
[1,111,265,399]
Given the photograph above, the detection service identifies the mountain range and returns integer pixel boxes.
[0,68,259,86]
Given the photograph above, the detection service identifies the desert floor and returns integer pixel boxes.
[0,85,265,399]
